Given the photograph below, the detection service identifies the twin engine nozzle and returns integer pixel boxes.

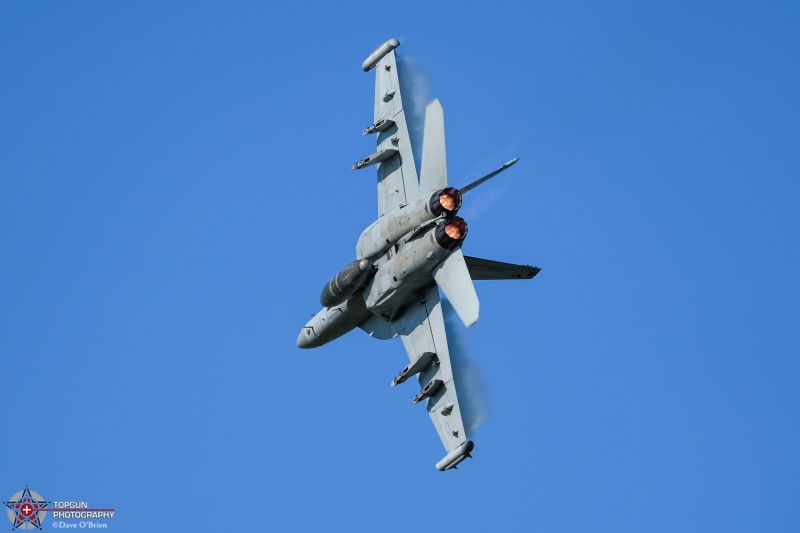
[431,188,467,250]
[328,188,467,307]
[356,187,465,260]
[430,187,462,217]
[322,214,468,308]
[435,216,468,250]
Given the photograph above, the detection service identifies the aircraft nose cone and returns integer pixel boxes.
[296,330,309,348]
[296,327,315,349]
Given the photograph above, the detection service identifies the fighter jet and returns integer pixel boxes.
[297,39,540,471]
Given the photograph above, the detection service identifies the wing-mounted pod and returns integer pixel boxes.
[412,378,442,404]
[320,259,373,308]
[362,117,395,135]
[392,352,436,386]
[352,148,399,170]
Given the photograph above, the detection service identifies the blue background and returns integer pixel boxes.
[2,2,798,531]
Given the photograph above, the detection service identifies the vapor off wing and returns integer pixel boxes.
[390,284,474,471]
[355,39,419,217]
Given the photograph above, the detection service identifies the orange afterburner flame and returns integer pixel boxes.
[439,191,457,212]
[431,187,462,215]
[434,216,468,249]
[444,217,467,240]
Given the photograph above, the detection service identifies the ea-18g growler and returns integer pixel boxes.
[297,39,540,471]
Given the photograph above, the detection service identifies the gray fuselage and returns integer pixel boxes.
[297,219,461,349]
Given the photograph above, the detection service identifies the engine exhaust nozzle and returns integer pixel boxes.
[435,217,468,250]
[429,187,462,217]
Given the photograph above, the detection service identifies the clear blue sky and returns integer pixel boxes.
[2,2,799,531]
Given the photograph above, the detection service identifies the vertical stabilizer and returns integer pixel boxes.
[433,249,479,328]
[419,99,448,194]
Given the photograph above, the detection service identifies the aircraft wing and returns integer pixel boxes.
[357,39,420,218]
[390,284,474,471]
[464,255,541,280]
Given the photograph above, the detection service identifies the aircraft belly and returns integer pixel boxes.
[356,197,430,260]
[364,232,452,318]
[366,281,420,319]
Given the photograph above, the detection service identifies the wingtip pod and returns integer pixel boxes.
[362,38,400,71]
[436,440,475,471]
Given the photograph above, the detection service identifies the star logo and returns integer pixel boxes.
[4,487,50,531]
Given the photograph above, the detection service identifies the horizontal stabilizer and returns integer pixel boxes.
[464,256,540,280]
